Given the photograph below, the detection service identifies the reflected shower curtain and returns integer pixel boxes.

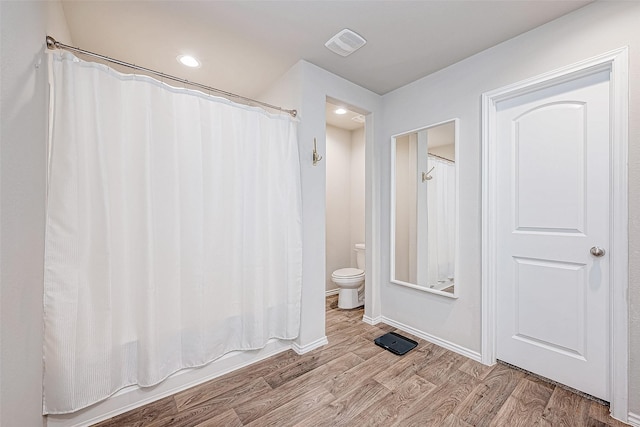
[43,52,302,414]
[426,156,456,288]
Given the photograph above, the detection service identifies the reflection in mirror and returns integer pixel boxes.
[392,119,457,297]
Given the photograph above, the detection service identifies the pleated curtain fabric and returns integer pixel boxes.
[426,156,456,286]
[43,52,303,414]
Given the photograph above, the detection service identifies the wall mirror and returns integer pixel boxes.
[391,119,458,298]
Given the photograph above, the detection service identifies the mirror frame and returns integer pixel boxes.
[390,118,460,298]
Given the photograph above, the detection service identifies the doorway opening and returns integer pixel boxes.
[324,98,367,317]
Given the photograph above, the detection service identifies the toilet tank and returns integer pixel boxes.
[355,243,365,269]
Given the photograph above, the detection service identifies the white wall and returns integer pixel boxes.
[326,125,353,291]
[350,127,365,266]
[381,0,640,414]
[262,60,383,344]
[0,2,72,426]
[325,124,366,292]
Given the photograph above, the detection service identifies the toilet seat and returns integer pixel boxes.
[331,268,364,279]
[331,268,365,291]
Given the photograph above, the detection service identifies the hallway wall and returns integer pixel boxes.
[380,0,640,415]
[0,2,72,426]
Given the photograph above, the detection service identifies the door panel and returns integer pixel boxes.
[496,69,610,400]
[513,257,586,359]
[514,102,586,233]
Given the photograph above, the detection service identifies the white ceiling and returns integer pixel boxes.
[60,1,591,100]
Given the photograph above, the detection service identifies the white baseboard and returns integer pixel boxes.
[381,316,482,363]
[362,315,382,325]
[46,340,292,427]
[627,412,640,426]
[292,336,329,354]
[325,288,339,296]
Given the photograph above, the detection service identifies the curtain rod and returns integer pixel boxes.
[45,36,297,118]
[428,152,455,163]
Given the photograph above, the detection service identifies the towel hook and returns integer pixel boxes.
[313,138,323,166]
[421,166,435,182]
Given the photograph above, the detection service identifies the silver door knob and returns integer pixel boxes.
[590,246,605,257]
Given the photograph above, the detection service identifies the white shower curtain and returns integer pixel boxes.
[426,156,456,288]
[43,52,302,414]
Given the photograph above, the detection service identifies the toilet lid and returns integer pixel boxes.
[332,268,364,278]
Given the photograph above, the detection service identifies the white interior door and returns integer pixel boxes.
[495,69,611,400]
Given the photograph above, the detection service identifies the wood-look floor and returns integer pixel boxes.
[94,296,627,427]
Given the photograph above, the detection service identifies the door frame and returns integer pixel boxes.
[481,48,629,420]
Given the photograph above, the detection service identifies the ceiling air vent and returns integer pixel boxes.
[325,29,367,57]
[351,114,366,123]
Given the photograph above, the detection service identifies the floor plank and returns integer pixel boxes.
[539,386,591,427]
[192,408,242,427]
[293,378,391,427]
[144,399,233,427]
[321,350,398,399]
[458,358,495,381]
[373,341,447,390]
[244,386,336,427]
[348,374,437,426]
[441,413,475,427]
[234,353,363,424]
[454,363,525,427]
[392,370,480,427]
[588,401,630,427]
[489,377,554,427]
[174,376,271,412]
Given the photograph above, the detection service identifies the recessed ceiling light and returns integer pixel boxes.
[335,108,347,115]
[177,54,200,68]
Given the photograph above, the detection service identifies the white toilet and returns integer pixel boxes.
[331,243,365,309]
